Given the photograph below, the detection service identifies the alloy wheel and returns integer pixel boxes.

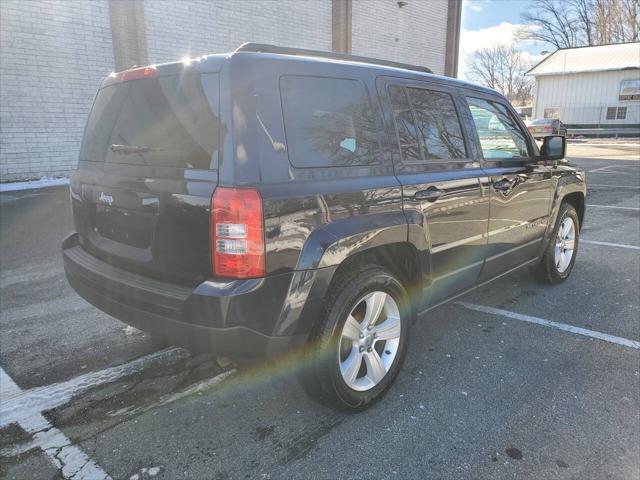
[554,217,576,273]
[338,291,401,391]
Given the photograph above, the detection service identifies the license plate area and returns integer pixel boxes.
[94,205,153,248]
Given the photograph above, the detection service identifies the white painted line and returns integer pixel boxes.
[578,143,640,148]
[0,367,111,479]
[587,170,640,174]
[1,347,188,427]
[107,369,237,417]
[456,302,640,349]
[586,164,640,173]
[587,165,616,173]
[581,239,640,251]
[587,184,640,189]
[0,177,69,192]
[586,204,640,211]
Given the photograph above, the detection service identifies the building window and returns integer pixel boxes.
[617,106,627,119]
[606,106,627,120]
[543,108,559,119]
[619,79,640,101]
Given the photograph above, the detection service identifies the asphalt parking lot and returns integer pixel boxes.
[1,144,639,480]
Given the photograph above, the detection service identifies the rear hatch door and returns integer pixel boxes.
[72,68,221,286]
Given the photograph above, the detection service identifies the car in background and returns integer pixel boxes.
[528,118,567,139]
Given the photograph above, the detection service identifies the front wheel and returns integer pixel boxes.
[530,202,580,284]
[300,265,410,411]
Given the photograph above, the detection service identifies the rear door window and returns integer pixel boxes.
[466,97,530,159]
[389,84,467,162]
[388,85,422,162]
[280,76,381,168]
[80,73,221,169]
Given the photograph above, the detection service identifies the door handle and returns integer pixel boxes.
[415,188,444,202]
[492,179,513,191]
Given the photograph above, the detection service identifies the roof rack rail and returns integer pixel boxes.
[234,43,433,74]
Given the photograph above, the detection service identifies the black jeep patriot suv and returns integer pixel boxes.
[63,44,586,410]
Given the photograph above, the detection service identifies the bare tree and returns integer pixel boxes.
[468,45,534,105]
[520,0,579,48]
[572,0,596,45]
[595,0,640,43]
[519,0,640,48]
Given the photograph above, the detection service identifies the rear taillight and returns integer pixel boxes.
[211,188,265,279]
[121,66,156,81]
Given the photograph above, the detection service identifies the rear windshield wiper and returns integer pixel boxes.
[110,144,163,155]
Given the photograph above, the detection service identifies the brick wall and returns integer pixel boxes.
[352,0,449,74]
[143,0,333,64]
[0,0,114,181]
[0,0,453,181]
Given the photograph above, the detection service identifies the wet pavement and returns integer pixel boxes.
[1,151,639,479]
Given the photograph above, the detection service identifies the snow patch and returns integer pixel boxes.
[0,177,69,192]
[129,466,164,480]
[123,325,144,336]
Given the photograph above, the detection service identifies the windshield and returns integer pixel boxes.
[80,73,221,169]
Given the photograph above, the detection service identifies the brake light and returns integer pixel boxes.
[211,188,265,278]
[121,66,156,81]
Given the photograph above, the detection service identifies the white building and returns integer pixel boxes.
[528,42,640,133]
[0,0,462,181]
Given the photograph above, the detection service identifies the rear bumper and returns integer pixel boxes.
[62,233,307,358]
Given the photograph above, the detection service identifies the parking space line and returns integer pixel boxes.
[587,166,612,173]
[581,240,640,251]
[587,184,640,189]
[586,204,640,211]
[456,302,640,349]
[586,164,640,173]
[0,367,111,480]
[1,347,188,428]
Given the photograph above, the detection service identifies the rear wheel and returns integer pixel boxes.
[300,265,410,411]
[530,202,580,284]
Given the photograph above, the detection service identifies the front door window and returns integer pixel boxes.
[467,97,530,159]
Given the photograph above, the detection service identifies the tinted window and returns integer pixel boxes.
[388,85,421,162]
[389,85,467,162]
[80,74,220,169]
[280,76,380,168]
[406,87,466,160]
[467,97,530,159]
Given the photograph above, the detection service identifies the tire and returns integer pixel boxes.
[300,264,411,412]
[530,202,580,284]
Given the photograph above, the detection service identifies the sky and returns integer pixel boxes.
[458,0,548,79]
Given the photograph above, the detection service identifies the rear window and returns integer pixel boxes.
[280,76,381,168]
[80,73,220,169]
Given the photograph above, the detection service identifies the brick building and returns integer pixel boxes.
[0,0,462,181]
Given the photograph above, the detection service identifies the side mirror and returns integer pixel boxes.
[541,135,566,161]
